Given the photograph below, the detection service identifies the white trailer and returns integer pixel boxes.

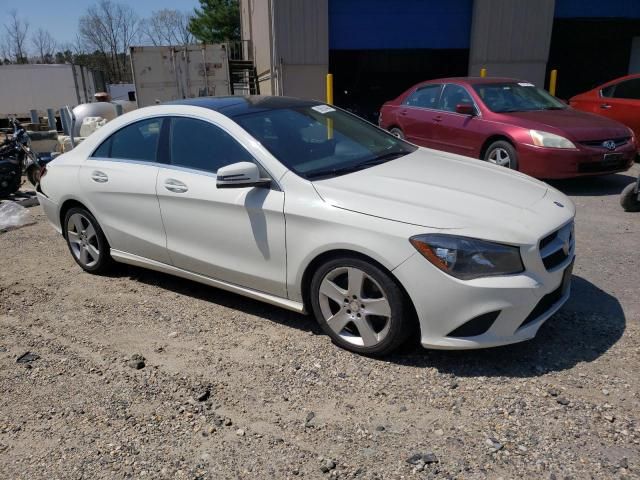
[130,44,232,107]
[0,64,100,118]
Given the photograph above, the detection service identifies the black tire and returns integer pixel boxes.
[26,165,40,187]
[484,140,519,170]
[389,127,405,139]
[0,175,21,198]
[620,182,640,212]
[63,207,114,274]
[309,255,413,356]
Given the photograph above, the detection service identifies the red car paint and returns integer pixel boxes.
[570,73,640,143]
[379,77,636,179]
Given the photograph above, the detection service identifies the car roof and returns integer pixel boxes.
[166,95,321,118]
[420,77,531,86]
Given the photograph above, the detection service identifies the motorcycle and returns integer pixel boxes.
[0,118,41,197]
[620,174,640,212]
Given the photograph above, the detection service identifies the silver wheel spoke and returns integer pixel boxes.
[353,317,378,347]
[347,267,365,296]
[72,215,84,234]
[79,246,89,265]
[362,297,391,317]
[86,244,100,261]
[85,223,96,241]
[326,311,351,334]
[320,278,347,304]
[67,231,81,245]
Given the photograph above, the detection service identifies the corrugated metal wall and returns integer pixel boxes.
[469,0,556,86]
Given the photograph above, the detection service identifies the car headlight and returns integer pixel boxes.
[530,130,576,149]
[409,234,524,280]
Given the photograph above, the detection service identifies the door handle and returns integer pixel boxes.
[434,115,443,122]
[600,104,612,109]
[400,110,408,116]
[90,171,108,183]
[163,178,188,193]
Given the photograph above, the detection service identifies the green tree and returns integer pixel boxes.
[188,0,240,43]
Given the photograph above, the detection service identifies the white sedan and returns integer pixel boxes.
[37,96,576,355]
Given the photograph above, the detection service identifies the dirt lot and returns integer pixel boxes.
[1,165,639,480]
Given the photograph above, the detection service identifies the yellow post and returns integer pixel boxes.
[480,68,487,78]
[326,73,334,104]
[326,73,334,139]
[549,69,558,96]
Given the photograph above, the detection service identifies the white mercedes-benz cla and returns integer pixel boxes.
[37,96,575,355]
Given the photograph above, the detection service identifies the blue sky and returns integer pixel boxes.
[0,0,200,47]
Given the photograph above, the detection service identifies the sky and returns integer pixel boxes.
[0,0,200,47]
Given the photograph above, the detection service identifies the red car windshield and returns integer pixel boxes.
[474,83,567,113]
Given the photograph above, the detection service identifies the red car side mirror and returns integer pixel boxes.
[455,103,476,116]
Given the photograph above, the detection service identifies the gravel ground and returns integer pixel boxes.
[1,165,639,480]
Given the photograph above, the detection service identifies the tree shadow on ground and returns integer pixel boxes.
[123,266,625,378]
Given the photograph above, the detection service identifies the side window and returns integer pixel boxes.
[403,85,441,109]
[92,117,163,162]
[169,117,254,173]
[601,84,616,98]
[439,84,474,112]
[612,79,640,100]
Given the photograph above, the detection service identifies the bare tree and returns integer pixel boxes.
[4,9,29,63]
[32,28,57,63]
[78,0,140,81]
[142,10,194,46]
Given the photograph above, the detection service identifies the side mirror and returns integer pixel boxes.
[455,103,476,116]
[216,162,271,189]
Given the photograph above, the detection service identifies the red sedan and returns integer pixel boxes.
[379,77,636,179]
[570,73,640,143]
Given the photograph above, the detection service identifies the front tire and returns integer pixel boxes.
[620,182,640,212]
[389,127,405,139]
[310,256,412,356]
[484,140,519,170]
[63,207,113,273]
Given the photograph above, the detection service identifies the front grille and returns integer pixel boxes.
[539,222,574,271]
[578,156,628,173]
[579,137,630,149]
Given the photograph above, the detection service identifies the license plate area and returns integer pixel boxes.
[603,153,623,163]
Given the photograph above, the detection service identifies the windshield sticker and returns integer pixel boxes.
[312,105,336,114]
[518,82,535,87]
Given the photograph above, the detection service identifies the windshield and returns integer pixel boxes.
[474,82,567,113]
[234,105,417,180]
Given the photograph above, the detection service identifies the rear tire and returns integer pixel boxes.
[63,207,113,274]
[484,140,519,170]
[389,127,405,140]
[310,256,412,356]
[26,165,40,187]
[620,182,640,212]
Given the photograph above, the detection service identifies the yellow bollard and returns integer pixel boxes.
[480,68,487,78]
[326,73,334,104]
[326,73,334,139]
[549,69,558,96]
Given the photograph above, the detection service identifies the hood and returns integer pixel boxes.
[502,109,630,141]
[312,149,574,242]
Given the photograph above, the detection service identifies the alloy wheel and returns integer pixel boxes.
[67,213,101,268]
[318,266,392,347]
[488,147,511,167]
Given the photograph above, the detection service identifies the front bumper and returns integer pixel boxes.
[518,142,635,179]
[394,235,575,350]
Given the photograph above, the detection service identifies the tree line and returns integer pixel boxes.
[0,0,240,83]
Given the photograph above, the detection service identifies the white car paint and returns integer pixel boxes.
[37,103,575,350]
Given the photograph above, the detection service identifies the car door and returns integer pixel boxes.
[396,84,442,147]
[156,116,287,297]
[598,79,640,139]
[78,117,171,264]
[430,83,485,157]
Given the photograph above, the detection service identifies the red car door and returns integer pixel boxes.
[598,78,640,140]
[429,83,485,157]
[396,84,442,147]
